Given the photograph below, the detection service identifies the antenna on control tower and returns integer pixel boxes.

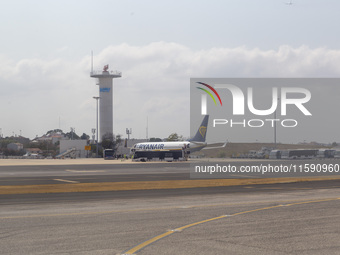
[91,51,94,73]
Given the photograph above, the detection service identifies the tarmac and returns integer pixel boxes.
[0,157,297,166]
[0,158,137,166]
[1,157,340,254]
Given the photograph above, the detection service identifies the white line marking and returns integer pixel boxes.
[230,174,259,178]
[66,170,106,173]
[53,179,79,183]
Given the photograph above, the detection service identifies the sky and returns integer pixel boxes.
[1,0,340,143]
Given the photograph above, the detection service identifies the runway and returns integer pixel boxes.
[0,160,189,186]
[1,158,340,187]
[1,158,339,254]
[1,181,339,254]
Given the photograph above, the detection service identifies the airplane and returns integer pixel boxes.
[285,0,293,5]
[131,115,226,161]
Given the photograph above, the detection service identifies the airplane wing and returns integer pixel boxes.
[202,142,227,150]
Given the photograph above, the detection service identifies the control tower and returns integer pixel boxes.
[90,65,122,141]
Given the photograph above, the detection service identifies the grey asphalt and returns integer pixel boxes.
[1,159,340,254]
[1,159,340,185]
[1,181,339,254]
[0,162,188,185]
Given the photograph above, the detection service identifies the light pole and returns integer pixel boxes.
[70,127,75,140]
[93,96,100,158]
[274,97,280,148]
[126,128,132,140]
[274,109,277,148]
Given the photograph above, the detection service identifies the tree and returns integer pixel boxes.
[46,129,63,135]
[0,138,16,149]
[2,148,25,156]
[149,137,162,142]
[65,131,80,140]
[81,133,90,140]
[101,133,122,150]
[167,133,183,141]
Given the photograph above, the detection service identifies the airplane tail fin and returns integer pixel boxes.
[189,115,209,142]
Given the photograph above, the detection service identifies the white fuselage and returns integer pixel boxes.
[133,141,206,152]
[131,115,209,160]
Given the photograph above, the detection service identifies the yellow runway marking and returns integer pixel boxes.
[123,197,340,254]
[1,176,340,195]
[126,231,174,254]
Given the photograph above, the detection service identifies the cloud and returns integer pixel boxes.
[1,43,340,141]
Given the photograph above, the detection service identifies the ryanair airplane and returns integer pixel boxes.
[131,115,210,161]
